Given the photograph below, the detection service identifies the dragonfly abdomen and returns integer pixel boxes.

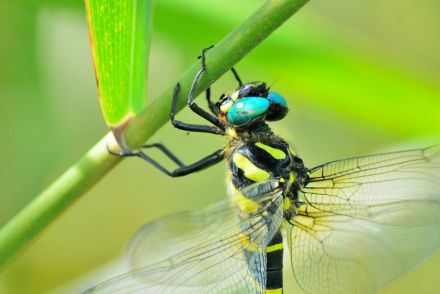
[265,231,284,294]
[227,139,293,293]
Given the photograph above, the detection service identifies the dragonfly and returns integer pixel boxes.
[86,47,440,294]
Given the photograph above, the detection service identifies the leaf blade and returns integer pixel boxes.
[85,0,154,128]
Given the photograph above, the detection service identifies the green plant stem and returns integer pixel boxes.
[0,0,309,271]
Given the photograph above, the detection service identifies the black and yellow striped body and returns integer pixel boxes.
[265,231,284,294]
[227,133,304,293]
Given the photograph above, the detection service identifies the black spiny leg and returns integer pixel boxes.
[230,67,243,87]
[108,46,229,175]
[205,67,243,115]
[109,145,225,177]
[184,46,227,130]
[141,143,185,167]
[170,83,222,134]
[205,87,217,115]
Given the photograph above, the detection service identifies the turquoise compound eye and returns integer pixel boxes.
[266,92,288,121]
[268,92,287,107]
[227,97,269,128]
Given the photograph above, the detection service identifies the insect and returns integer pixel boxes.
[88,47,440,294]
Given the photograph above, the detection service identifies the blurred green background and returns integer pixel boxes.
[1,0,440,293]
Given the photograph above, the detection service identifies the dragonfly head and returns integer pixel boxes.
[217,82,288,129]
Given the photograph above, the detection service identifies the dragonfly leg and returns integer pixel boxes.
[205,66,242,116]
[176,46,243,124]
[134,148,225,177]
[140,143,185,167]
[230,67,243,87]
[181,46,228,131]
[109,143,225,177]
[171,82,224,135]
[205,87,217,115]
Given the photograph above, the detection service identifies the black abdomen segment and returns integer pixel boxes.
[243,230,284,294]
[266,231,283,293]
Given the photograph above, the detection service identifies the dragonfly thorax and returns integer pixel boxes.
[227,136,304,216]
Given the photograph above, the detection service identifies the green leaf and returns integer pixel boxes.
[85,0,154,130]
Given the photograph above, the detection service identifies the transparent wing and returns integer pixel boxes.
[84,181,284,294]
[288,145,440,294]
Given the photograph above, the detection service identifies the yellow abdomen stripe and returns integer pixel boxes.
[266,242,283,253]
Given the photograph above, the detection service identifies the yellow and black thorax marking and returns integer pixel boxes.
[228,139,296,202]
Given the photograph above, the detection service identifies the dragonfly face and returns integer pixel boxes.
[99,48,440,294]
[216,82,288,129]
